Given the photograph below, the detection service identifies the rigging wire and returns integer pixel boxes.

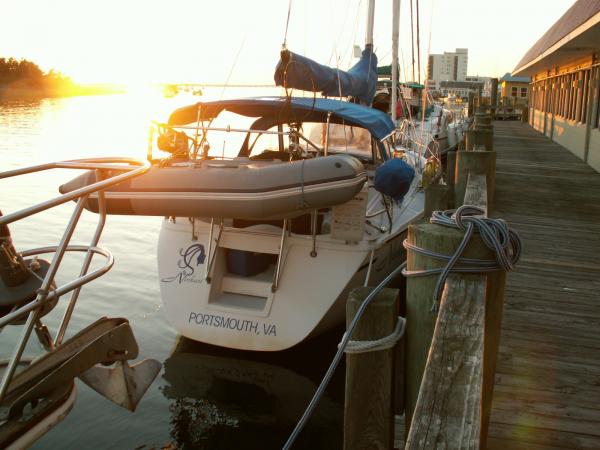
[327,0,354,66]
[343,0,364,68]
[219,36,247,101]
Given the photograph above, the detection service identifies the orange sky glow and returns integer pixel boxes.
[1,0,575,85]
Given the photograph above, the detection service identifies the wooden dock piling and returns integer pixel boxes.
[465,113,494,152]
[424,184,449,218]
[344,287,400,450]
[454,150,496,209]
[405,169,507,449]
[342,118,523,449]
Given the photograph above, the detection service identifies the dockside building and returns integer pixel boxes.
[514,0,600,172]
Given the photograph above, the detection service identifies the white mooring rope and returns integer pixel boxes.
[342,316,406,354]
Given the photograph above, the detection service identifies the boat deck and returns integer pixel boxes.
[487,121,600,449]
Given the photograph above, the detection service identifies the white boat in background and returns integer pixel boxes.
[375,80,467,157]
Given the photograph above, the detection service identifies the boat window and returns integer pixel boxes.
[247,125,292,159]
[200,111,254,159]
[166,114,377,162]
[306,123,373,161]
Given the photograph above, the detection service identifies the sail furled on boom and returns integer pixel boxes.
[274,45,378,105]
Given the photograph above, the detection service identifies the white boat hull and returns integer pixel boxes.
[158,188,423,351]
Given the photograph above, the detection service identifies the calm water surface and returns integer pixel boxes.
[0,91,344,449]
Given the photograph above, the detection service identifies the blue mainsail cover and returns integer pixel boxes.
[274,46,378,105]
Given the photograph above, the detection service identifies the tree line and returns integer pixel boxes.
[0,57,74,94]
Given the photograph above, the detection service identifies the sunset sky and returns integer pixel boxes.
[1,0,574,85]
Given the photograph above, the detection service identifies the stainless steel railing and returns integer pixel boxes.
[0,157,149,402]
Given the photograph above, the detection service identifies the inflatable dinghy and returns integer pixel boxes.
[60,154,366,220]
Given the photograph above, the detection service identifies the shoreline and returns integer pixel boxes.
[0,84,127,101]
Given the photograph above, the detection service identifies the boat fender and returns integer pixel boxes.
[373,158,415,202]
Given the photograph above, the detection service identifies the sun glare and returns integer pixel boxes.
[2,0,577,85]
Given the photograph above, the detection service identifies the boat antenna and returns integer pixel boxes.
[282,0,293,49]
[410,0,415,82]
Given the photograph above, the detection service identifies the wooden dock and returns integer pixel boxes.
[487,121,600,449]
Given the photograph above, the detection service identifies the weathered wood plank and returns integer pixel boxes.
[487,121,600,449]
[488,423,600,450]
[454,150,496,209]
[424,184,449,218]
[405,275,485,450]
[463,173,487,214]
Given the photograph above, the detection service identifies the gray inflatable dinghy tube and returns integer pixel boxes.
[59,154,367,220]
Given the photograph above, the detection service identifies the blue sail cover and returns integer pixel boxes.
[274,46,378,105]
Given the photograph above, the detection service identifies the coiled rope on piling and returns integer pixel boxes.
[281,205,521,449]
[403,204,522,311]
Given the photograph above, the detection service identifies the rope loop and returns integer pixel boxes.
[342,316,406,354]
[404,205,522,312]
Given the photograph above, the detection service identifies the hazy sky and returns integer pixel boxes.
[1,0,575,84]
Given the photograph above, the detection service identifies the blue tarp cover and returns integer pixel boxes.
[168,96,395,141]
[273,46,378,105]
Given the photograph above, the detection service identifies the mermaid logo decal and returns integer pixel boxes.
[161,244,206,284]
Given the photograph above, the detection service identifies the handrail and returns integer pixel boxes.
[0,157,144,179]
[0,158,149,225]
[155,121,294,136]
[0,157,149,403]
[0,245,114,328]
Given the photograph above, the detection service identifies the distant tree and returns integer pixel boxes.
[0,57,44,85]
[0,57,74,94]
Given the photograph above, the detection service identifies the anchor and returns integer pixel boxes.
[79,358,161,412]
[0,317,161,422]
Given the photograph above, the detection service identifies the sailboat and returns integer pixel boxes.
[60,0,425,351]
[375,76,467,158]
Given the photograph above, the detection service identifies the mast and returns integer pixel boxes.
[410,0,415,82]
[392,0,399,121]
[366,0,375,47]
[416,0,421,84]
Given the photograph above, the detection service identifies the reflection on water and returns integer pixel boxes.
[0,90,345,449]
[163,330,345,450]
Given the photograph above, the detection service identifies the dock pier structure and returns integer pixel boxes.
[342,117,600,449]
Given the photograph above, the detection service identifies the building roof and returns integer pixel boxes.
[513,0,600,76]
[499,73,531,83]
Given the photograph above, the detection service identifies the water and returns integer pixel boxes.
[0,91,344,449]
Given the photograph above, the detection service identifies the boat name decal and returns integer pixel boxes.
[188,312,277,336]
[161,244,206,284]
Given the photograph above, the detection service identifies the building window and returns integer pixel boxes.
[520,87,527,98]
[511,86,518,97]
